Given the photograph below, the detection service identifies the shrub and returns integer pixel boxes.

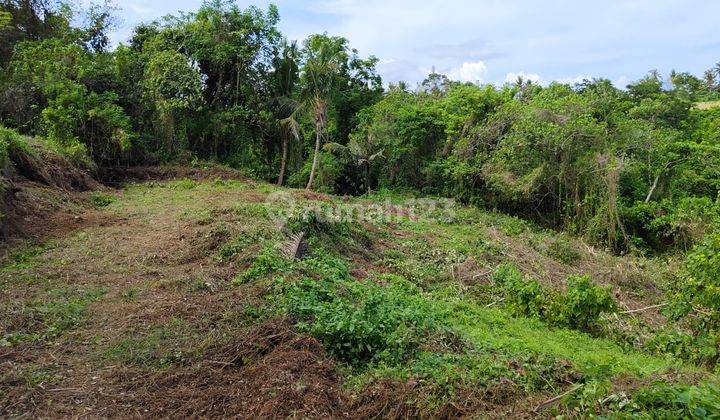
[287,151,343,193]
[233,246,289,285]
[555,275,616,332]
[546,239,582,264]
[620,382,720,418]
[0,125,30,168]
[645,329,718,365]
[492,264,546,317]
[492,264,615,334]
[668,230,720,364]
[282,263,438,366]
[90,193,115,208]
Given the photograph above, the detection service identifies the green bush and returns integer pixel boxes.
[90,193,115,208]
[287,151,344,193]
[645,329,718,365]
[0,125,30,168]
[555,275,616,332]
[492,263,545,317]
[282,260,438,365]
[618,382,720,418]
[491,264,615,334]
[546,239,582,264]
[233,246,289,285]
[668,230,720,364]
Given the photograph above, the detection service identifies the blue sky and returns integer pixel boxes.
[109,0,720,87]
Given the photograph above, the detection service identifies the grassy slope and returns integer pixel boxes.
[0,177,715,417]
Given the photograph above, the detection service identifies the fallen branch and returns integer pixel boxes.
[534,384,584,412]
[485,297,505,308]
[617,303,668,315]
[472,270,493,279]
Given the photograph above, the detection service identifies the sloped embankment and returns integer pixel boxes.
[0,129,99,245]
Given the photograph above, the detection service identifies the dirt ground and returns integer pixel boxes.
[0,159,679,418]
[1,174,544,419]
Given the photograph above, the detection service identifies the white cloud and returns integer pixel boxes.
[446,61,488,83]
[612,75,632,90]
[554,75,591,85]
[127,3,156,17]
[108,0,720,85]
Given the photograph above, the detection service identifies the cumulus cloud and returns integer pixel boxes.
[108,0,720,85]
[445,61,489,83]
[612,75,632,90]
[554,75,592,85]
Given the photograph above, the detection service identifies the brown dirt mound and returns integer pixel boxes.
[1,140,102,245]
[98,165,249,186]
[6,140,98,191]
[108,319,348,419]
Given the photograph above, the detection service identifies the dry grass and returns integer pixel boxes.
[695,100,720,110]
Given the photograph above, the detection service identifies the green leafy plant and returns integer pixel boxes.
[491,264,615,334]
[282,256,438,366]
[90,193,115,208]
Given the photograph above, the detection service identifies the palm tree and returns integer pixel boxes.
[271,40,300,186]
[300,35,347,190]
[276,99,300,186]
[325,133,383,195]
[704,70,716,92]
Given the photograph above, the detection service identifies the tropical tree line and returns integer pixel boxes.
[1,0,720,257]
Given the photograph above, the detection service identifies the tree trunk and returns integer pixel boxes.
[306,123,321,190]
[365,162,371,195]
[278,133,288,186]
[306,101,325,190]
[644,172,661,203]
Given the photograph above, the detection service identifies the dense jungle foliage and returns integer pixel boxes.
[3,0,719,254]
[2,0,720,368]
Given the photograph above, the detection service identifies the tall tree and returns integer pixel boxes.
[271,39,300,186]
[704,69,717,92]
[300,34,347,190]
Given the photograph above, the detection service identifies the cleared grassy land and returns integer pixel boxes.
[1,178,717,417]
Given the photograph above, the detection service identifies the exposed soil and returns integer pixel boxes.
[102,319,349,419]
[97,165,250,186]
[1,140,101,248]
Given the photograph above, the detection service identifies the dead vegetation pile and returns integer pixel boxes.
[101,319,347,418]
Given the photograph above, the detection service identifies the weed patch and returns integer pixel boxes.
[104,319,193,369]
[2,285,107,345]
[491,264,616,334]
[90,192,115,208]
